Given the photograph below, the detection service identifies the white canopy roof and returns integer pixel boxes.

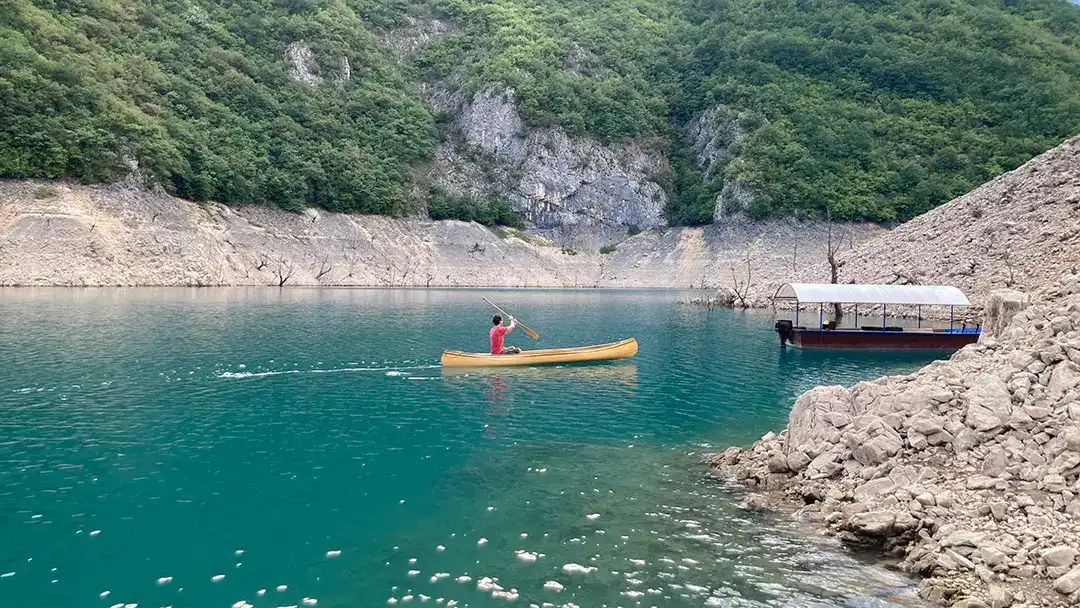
[773,283,971,306]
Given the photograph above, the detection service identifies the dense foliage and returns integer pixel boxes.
[3,0,1080,222]
[1,0,436,214]
[421,0,1080,222]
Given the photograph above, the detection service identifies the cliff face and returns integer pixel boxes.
[425,87,669,247]
[0,180,876,289]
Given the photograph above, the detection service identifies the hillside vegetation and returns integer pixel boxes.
[2,0,1080,223]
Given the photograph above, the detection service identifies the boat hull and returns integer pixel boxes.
[441,338,638,367]
[791,329,979,350]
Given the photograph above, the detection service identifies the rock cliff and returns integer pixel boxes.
[425,87,669,247]
[712,273,1080,607]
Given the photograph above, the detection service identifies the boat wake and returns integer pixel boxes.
[217,364,440,379]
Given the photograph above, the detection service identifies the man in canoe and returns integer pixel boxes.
[490,315,522,355]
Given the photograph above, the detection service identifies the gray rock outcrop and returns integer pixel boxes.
[710,272,1080,607]
[684,105,767,221]
[427,88,668,247]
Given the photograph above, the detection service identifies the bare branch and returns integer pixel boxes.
[314,254,332,281]
[275,257,294,287]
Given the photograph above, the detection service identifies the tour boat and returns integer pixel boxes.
[440,338,638,367]
[772,283,981,350]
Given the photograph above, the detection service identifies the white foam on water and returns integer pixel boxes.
[326,550,342,558]
[277,585,288,592]
[211,574,225,582]
[89,530,101,536]
[542,581,564,592]
[419,594,430,602]
[585,513,600,520]
[408,570,420,577]
[477,538,488,546]
[235,549,244,556]
[257,589,266,597]
[218,365,439,380]
[302,598,318,606]
[455,576,471,583]
[561,563,596,575]
[514,550,538,563]
[156,577,172,585]
[629,559,646,566]
[1,572,15,579]
[621,591,644,598]
[387,599,398,605]
[435,545,445,552]
[408,558,417,565]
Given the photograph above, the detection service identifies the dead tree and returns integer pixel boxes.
[255,254,269,271]
[1002,250,1015,287]
[314,254,332,281]
[792,239,798,272]
[275,257,294,287]
[826,207,845,318]
[729,244,753,309]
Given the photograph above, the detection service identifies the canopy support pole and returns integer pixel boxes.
[918,305,922,328]
[795,302,800,326]
[882,305,887,329]
[819,303,824,329]
[950,306,954,332]
[855,303,858,329]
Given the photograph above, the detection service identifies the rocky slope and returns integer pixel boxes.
[829,135,1080,315]
[0,180,877,288]
[710,274,1080,607]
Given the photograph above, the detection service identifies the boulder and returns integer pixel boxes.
[1054,564,1080,595]
[1043,545,1077,568]
[853,433,902,466]
[849,511,897,536]
[965,375,1012,431]
[854,478,898,503]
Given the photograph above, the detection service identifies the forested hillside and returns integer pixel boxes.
[3,0,1080,223]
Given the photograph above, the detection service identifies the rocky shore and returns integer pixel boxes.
[0,179,877,290]
[709,273,1080,607]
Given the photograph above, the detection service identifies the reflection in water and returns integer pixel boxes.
[444,362,638,387]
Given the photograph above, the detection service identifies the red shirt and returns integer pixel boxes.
[490,325,512,354]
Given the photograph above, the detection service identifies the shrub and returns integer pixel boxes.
[599,244,617,254]
[34,185,58,199]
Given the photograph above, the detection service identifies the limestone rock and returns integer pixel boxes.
[1043,545,1077,568]
[1054,565,1080,595]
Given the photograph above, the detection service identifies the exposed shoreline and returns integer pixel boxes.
[708,276,1080,608]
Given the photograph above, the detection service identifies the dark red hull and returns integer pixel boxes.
[792,329,980,350]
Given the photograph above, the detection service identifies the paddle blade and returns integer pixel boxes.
[520,324,540,341]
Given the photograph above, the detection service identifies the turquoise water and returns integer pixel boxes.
[0,288,939,608]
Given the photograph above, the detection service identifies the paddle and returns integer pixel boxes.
[483,297,540,341]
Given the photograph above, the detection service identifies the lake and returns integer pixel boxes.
[0,288,939,607]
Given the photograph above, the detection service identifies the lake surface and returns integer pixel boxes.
[0,288,940,608]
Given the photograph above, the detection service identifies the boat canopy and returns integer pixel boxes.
[773,283,971,306]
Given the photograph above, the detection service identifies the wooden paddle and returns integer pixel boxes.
[483,297,540,340]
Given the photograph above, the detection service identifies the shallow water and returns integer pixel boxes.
[0,288,939,607]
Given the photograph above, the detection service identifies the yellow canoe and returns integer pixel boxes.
[440,338,638,368]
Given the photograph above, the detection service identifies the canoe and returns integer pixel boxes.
[440,338,638,368]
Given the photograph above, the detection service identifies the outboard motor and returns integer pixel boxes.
[775,319,794,347]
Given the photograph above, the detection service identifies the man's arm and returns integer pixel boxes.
[507,316,517,332]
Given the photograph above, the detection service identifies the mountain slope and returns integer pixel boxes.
[2,0,1080,225]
